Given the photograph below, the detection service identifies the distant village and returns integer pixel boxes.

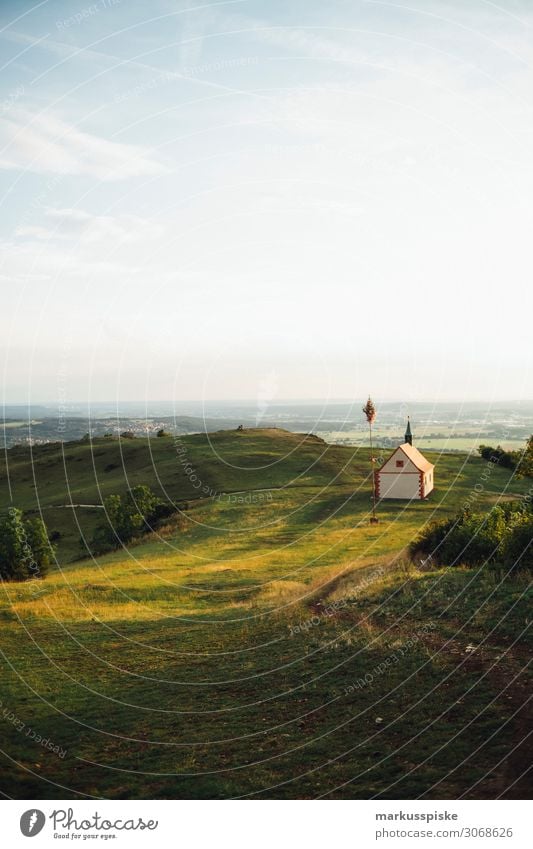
[1,401,531,450]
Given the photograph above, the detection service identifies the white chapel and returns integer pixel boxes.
[375,419,434,500]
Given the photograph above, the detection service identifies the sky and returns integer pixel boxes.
[0,0,532,406]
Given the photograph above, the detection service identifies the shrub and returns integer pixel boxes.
[501,516,533,573]
[410,502,532,572]
[152,502,175,522]
[477,435,533,477]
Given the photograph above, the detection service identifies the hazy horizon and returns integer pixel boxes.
[4,396,533,406]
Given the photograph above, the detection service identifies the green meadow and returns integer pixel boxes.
[0,429,531,799]
[320,428,527,453]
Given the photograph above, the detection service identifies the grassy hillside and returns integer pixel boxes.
[0,429,359,561]
[0,428,530,798]
[1,428,527,563]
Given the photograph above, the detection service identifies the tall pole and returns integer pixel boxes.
[369,418,377,522]
[362,396,378,525]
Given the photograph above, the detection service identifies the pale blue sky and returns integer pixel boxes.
[0,0,532,404]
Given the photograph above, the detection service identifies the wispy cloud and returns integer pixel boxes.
[4,28,266,101]
[15,207,136,242]
[0,109,165,179]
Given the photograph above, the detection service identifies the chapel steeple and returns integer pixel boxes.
[405,417,412,446]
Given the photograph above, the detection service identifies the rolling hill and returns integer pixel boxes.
[0,428,531,799]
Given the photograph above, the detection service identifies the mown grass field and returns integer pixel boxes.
[0,429,531,799]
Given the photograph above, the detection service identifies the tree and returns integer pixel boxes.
[516,435,533,479]
[502,516,533,572]
[0,509,53,581]
[362,397,378,524]
[91,486,164,552]
[128,485,160,530]
[103,494,123,533]
[25,518,53,579]
[0,509,26,581]
[104,493,141,545]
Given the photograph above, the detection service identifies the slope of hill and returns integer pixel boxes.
[0,428,360,560]
[1,427,527,563]
[0,428,530,799]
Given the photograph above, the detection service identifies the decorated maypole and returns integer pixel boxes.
[362,396,379,524]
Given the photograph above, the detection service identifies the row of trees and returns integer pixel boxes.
[0,509,53,582]
[90,485,173,554]
[478,435,533,477]
[410,501,533,573]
